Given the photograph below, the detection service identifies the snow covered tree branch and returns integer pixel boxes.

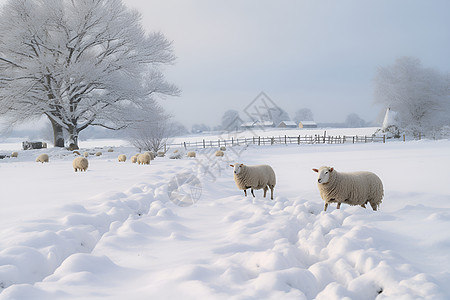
[0,0,179,147]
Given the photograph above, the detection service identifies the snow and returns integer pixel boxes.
[0,136,449,299]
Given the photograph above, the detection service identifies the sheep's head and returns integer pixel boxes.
[230,163,244,175]
[313,166,334,184]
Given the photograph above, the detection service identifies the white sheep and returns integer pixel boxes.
[36,153,49,163]
[312,166,384,211]
[11,152,18,158]
[95,152,102,156]
[83,152,89,157]
[215,150,224,157]
[131,155,138,163]
[187,151,196,158]
[118,154,126,162]
[220,146,226,151]
[145,151,155,160]
[73,157,89,172]
[230,163,276,200]
[137,153,151,165]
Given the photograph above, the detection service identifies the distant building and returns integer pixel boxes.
[299,121,317,128]
[278,121,297,128]
[241,120,275,129]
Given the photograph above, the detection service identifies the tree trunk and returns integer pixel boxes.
[51,119,65,147]
[68,125,79,150]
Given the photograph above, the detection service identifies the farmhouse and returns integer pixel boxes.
[298,121,318,128]
[241,120,275,129]
[278,121,297,128]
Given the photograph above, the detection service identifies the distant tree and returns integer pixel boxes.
[0,0,179,148]
[271,108,290,126]
[221,110,242,131]
[294,108,314,123]
[191,124,210,133]
[126,112,180,153]
[374,57,450,137]
[345,113,367,128]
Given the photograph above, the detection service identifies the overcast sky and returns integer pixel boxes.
[118,0,450,127]
[3,0,450,129]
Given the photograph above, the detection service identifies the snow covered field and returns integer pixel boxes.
[0,137,449,299]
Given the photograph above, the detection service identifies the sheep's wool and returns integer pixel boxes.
[317,167,383,210]
[233,164,276,192]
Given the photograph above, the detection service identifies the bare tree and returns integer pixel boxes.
[127,117,181,153]
[0,0,179,148]
[293,108,314,123]
[374,57,449,137]
[221,109,242,131]
[345,113,367,128]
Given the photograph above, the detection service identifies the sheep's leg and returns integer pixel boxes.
[263,186,268,198]
[336,202,341,209]
[244,190,247,197]
[370,202,378,211]
[324,203,328,211]
[251,188,255,197]
[270,186,274,200]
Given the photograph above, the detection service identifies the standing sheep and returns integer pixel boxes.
[131,155,138,163]
[118,154,127,162]
[73,157,89,172]
[11,152,18,158]
[36,153,49,163]
[83,152,89,157]
[230,163,276,200]
[95,152,102,156]
[187,151,196,158]
[312,166,384,211]
[215,150,224,157]
[145,152,155,160]
[137,153,151,165]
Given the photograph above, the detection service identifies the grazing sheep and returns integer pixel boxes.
[118,154,126,162]
[108,148,114,152]
[220,146,226,151]
[215,150,224,157]
[145,151,155,160]
[95,152,102,156]
[187,151,196,158]
[11,152,18,158]
[137,153,151,165]
[83,152,89,157]
[313,166,384,211]
[73,157,89,172]
[36,153,49,163]
[131,155,138,163]
[157,151,165,157]
[230,163,276,200]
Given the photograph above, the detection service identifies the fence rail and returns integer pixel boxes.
[168,133,386,150]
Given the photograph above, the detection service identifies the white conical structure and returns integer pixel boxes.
[382,108,397,130]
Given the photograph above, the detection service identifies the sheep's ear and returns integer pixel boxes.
[229,164,234,167]
[240,163,244,167]
[312,168,319,173]
[330,167,334,172]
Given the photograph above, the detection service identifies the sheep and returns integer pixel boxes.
[312,166,384,212]
[11,152,18,158]
[145,151,155,160]
[157,151,165,157]
[230,163,276,200]
[137,153,151,165]
[73,157,88,172]
[107,148,114,152]
[187,151,196,158]
[118,154,126,162]
[131,155,138,163]
[95,152,102,156]
[215,150,224,157]
[36,153,49,163]
[83,152,89,157]
[220,146,226,151]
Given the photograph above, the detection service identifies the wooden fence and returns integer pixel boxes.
[169,133,386,150]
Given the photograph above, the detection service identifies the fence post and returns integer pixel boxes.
[203,139,205,148]
[403,134,406,142]
[232,137,234,146]
[184,142,187,149]
[365,136,367,143]
[298,135,300,145]
[383,135,386,143]
[258,136,261,146]
[352,136,355,144]
[285,135,287,144]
